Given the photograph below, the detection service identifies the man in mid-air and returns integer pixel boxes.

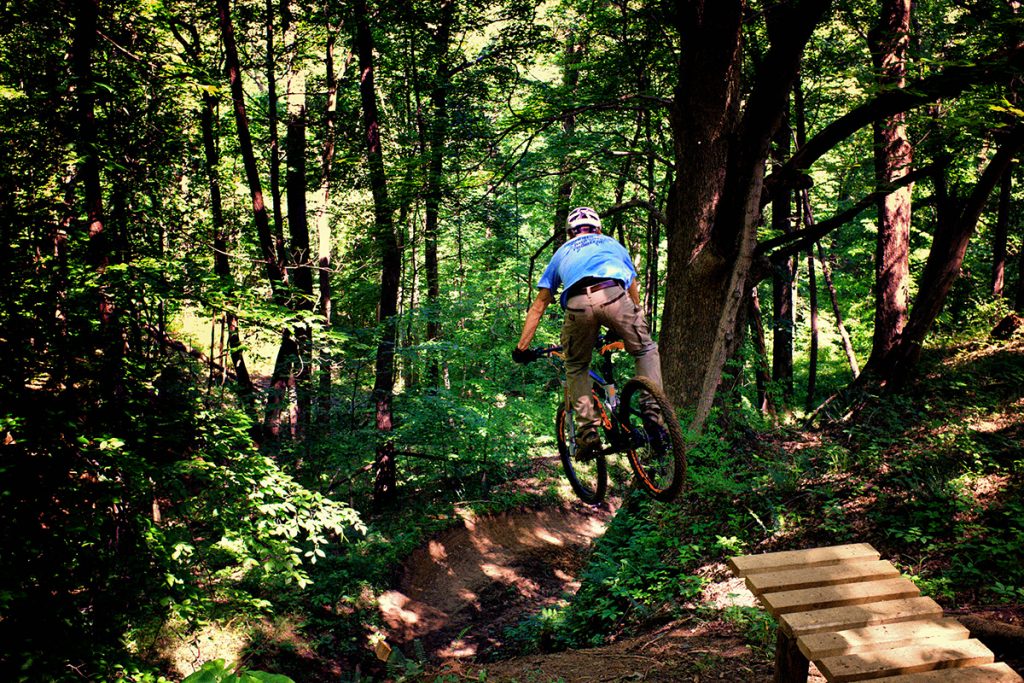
[513,206,663,458]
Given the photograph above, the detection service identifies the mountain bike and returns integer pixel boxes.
[524,336,686,503]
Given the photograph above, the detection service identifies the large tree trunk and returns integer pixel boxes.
[355,0,402,504]
[660,0,829,425]
[660,2,743,409]
[867,0,914,367]
[216,0,287,302]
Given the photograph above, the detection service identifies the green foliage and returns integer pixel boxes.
[182,659,294,683]
[721,606,776,658]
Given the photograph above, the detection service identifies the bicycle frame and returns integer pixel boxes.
[547,338,631,452]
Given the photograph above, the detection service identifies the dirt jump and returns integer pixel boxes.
[378,504,615,659]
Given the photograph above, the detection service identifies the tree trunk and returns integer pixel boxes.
[355,0,402,504]
[771,110,796,403]
[422,0,455,387]
[806,244,819,412]
[266,0,286,266]
[818,242,860,378]
[992,167,1011,298]
[263,329,298,439]
[552,29,581,250]
[200,92,255,399]
[660,2,743,410]
[660,0,828,424]
[643,112,663,331]
[1017,220,1024,311]
[216,0,287,302]
[316,13,344,421]
[73,0,106,273]
[749,289,771,413]
[71,0,123,411]
[883,125,1024,382]
[867,0,914,367]
[261,3,313,440]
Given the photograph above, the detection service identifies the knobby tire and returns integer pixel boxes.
[556,402,607,504]
[620,376,686,502]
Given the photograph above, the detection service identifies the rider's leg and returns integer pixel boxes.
[562,295,601,443]
[601,294,666,436]
[601,293,663,390]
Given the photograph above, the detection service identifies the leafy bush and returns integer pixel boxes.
[182,659,294,683]
[0,361,363,681]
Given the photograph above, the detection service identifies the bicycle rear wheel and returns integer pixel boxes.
[556,402,607,504]
[619,376,685,502]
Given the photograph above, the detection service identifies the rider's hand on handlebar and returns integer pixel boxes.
[511,346,535,364]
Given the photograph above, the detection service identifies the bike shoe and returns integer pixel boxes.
[575,429,602,461]
[642,418,669,457]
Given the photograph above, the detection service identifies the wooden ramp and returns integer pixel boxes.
[728,544,1023,683]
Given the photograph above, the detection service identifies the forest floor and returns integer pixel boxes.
[379,494,782,682]
[384,476,1024,683]
[368,445,786,682]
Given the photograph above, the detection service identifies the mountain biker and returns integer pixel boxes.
[513,206,664,459]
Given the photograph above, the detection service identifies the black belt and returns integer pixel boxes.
[566,278,623,299]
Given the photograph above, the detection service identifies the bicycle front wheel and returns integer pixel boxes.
[556,402,607,504]
[619,376,686,502]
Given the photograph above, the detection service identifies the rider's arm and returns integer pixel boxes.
[628,280,640,306]
[516,288,555,350]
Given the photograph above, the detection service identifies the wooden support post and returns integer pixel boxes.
[775,628,809,683]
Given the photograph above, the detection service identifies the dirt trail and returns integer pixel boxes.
[378,504,615,659]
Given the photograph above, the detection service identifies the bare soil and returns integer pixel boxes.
[378,502,615,660]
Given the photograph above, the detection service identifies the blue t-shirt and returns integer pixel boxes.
[538,233,638,308]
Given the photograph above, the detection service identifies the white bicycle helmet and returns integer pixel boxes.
[566,206,602,236]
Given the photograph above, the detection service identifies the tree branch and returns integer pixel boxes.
[602,197,669,227]
[758,162,939,261]
[766,42,1024,196]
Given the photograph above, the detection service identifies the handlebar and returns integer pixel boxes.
[516,334,624,364]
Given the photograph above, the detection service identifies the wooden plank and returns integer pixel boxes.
[780,596,943,637]
[747,560,901,596]
[761,577,920,616]
[868,663,1024,682]
[729,543,879,577]
[798,617,969,659]
[817,638,995,682]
